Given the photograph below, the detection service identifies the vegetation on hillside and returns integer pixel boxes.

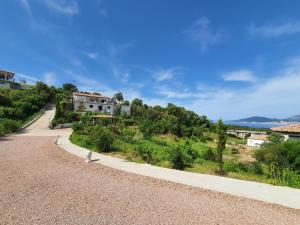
[0,82,54,135]
[69,94,300,188]
[51,83,81,127]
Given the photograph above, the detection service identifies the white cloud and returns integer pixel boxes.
[45,0,79,16]
[182,17,223,51]
[65,70,117,97]
[84,52,98,60]
[153,68,175,82]
[149,57,300,120]
[247,21,300,38]
[222,69,257,82]
[19,0,32,16]
[43,72,57,86]
[15,72,39,84]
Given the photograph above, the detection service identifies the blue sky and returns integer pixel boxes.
[1,0,300,120]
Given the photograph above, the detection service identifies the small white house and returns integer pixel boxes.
[247,135,268,147]
[73,92,114,114]
[73,92,131,116]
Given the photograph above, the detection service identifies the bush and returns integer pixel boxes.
[224,161,238,173]
[170,145,186,170]
[119,128,135,143]
[89,126,113,152]
[250,161,263,175]
[0,119,19,135]
[72,122,83,133]
[202,148,216,161]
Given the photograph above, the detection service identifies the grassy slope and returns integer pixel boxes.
[70,130,297,188]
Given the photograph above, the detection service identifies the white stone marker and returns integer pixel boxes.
[86,150,92,163]
[54,134,60,145]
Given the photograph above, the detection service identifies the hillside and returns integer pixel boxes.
[232,115,300,123]
[284,115,300,122]
[232,116,279,123]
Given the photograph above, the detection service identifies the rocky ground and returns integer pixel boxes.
[0,135,299,225]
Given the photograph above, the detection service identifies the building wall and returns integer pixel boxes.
[247,139,265,147]
[121,105,131,115]
[0,81,11,89]
[74,101,113,114]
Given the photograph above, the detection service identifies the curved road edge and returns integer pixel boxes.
[57,135,300,209]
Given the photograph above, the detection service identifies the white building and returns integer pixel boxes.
[0,70,15,89]
[73,92,114,114]
[247,134,268,147]
[227,130,266,139]
[73,92,131,116]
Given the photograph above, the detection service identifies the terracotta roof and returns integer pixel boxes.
[73,92,110,99]
[271,124,300,133]
[91,114,115,119]
[248,134,268,141]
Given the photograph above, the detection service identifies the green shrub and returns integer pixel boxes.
[170,145,186,170]
[89,126,113,152]
[151,138,168,146]
[202,148,216,161]
[237,162,249,172]
[72,122,83,133]
[224,161,238,172]
[119,128,135,143]
[0,119,19,135]
[250,161,263,175]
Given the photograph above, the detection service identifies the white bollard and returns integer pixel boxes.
[54,134,60,145]
[86,150,92,163]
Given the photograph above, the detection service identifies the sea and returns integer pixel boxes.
[224,121,290,129]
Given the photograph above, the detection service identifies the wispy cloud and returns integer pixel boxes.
[44,0,79,16]
[83,51,98,60]
[43,72,57,86]
[18,0,32,16]
[222,69,257,83]
[65,70,116,96]
[153,68,176,82]
[182,17,224,52]
[15,72,39,84]
[247,21,300,38]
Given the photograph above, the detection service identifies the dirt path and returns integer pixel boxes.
[0,135,299,225]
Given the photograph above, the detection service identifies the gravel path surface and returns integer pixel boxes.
[1,136,299,225]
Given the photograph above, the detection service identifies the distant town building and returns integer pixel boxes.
[271,124,300,140]
[247,134,268,147]
[227,130,266,139]
[0,69,15,89]
[73,92,131,116]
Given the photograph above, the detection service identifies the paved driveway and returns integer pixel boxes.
[0,108,299,224]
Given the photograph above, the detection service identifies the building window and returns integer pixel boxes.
[98,106,103,111]
[107,106,110,110]
[89,105,93,108]
[101,100,105,103]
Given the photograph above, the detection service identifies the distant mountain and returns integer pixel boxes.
[230,115,300,123]
[232,116,280,123]
[284,115,300,122]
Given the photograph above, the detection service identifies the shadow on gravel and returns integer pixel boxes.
[91,159,100,162]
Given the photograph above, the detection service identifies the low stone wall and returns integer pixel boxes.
[54,123,73,129]
[20,109,45,130]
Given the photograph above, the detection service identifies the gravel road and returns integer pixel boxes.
[1,135,299,225]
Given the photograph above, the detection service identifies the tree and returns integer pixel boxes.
[113,92,124,101]
[62,83,78,93]
[20,78,27,84]
[122,100,130,106]
[216,119,226,175]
